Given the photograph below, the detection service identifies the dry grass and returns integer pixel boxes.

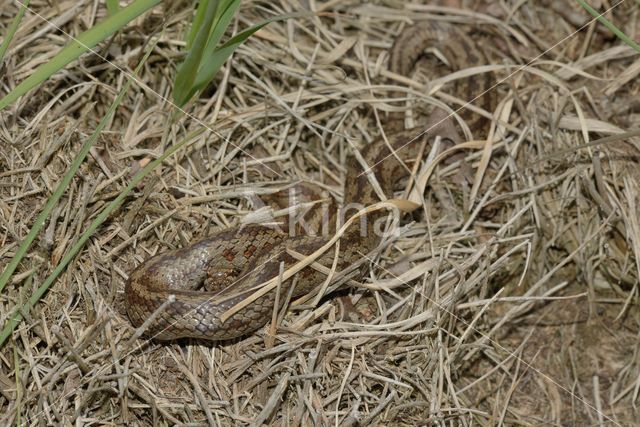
[1,0,639,425]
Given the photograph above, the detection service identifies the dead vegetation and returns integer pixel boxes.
[1,0,639,425]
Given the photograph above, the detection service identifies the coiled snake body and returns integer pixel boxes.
[125,22,491,340]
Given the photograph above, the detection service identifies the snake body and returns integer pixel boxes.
[125,22,491,340]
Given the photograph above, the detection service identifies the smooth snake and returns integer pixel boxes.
[124,22,494,340]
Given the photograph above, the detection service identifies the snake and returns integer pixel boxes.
[124,21,493,340]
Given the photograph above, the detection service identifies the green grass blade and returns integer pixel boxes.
[0,0,162,111]
[186,0,238,51]
[173,0,220,106]
[576,0,640,53]
[0,38,161,349]
[175,3,301,107]
[186,0,212,49]
[202,0,242,57]
[0,0,30,64]
[106,0,120,15]
[192,14,291,92]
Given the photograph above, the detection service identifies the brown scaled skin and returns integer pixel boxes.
[124,21,494,340]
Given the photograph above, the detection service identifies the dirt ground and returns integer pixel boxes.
[1,0,639,425]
